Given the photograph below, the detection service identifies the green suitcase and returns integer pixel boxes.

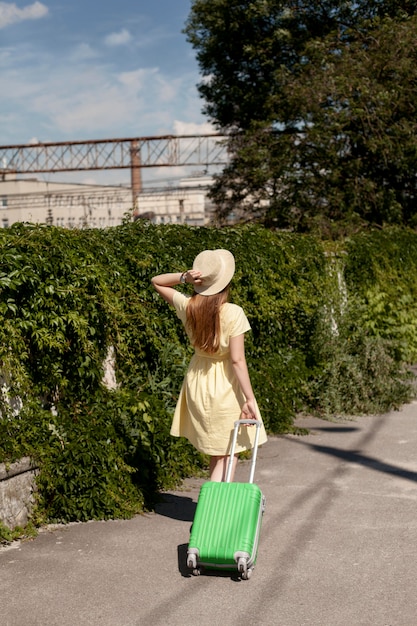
[187,420,266,580]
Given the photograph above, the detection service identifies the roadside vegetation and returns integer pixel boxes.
[0,222,416,540]
[3,1,417,539]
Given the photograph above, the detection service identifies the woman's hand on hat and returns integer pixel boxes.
[184,269,203,285]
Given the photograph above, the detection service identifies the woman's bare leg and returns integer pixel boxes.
[209,455,238,482]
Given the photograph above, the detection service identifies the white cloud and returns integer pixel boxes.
[118,69,183,104]
[157,77,182,103]
[0,47,12,64]
[173,121,216,135]
[0,1,48,29]
[70,43,99,61]
[24,64,186,137]
[104,28,132,47]
[0,37,207,144]
[118,68,158,91]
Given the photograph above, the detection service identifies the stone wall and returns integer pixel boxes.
[0,457,38,529]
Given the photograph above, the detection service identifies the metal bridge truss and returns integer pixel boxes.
[0,134,228,175]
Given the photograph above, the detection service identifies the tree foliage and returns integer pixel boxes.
[186,1,417,232]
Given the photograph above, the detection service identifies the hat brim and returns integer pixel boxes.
[193,249,235,296]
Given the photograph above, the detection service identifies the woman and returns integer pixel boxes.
[151,249,267,481]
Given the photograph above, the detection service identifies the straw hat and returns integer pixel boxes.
[192,249,235,296]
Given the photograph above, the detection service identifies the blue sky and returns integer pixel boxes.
[0,0,213,147]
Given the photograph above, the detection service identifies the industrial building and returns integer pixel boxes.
[0,171,213,228]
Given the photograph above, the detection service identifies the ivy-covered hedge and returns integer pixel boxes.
[0,222,415,530]
[344,228,417,363]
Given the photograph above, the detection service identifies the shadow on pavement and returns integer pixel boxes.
[309,426,360,433]
[155,493,197,522]
[291,438,417,483]
[177,543,192,577]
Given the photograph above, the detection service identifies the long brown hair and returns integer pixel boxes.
[186,286,230,354]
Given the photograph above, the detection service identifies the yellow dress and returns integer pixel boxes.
[170,291,268,456]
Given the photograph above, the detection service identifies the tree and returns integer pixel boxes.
[185,1,417,232]
[280,16,417,231]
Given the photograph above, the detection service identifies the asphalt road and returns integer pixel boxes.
[2,401,417,626]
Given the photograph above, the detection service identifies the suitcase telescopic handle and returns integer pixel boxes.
[225,419,262,484]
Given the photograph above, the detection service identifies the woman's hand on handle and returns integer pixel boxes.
[240,399,258,423]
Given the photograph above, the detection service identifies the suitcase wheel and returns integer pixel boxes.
[187,553,197,570]
[237,557,247,575]
[241,567,253,580]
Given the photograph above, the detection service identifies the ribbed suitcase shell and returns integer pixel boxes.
[187,420,265,577]
[188,481,264,569]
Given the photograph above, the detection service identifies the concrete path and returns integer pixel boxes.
[1,402,417,626]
